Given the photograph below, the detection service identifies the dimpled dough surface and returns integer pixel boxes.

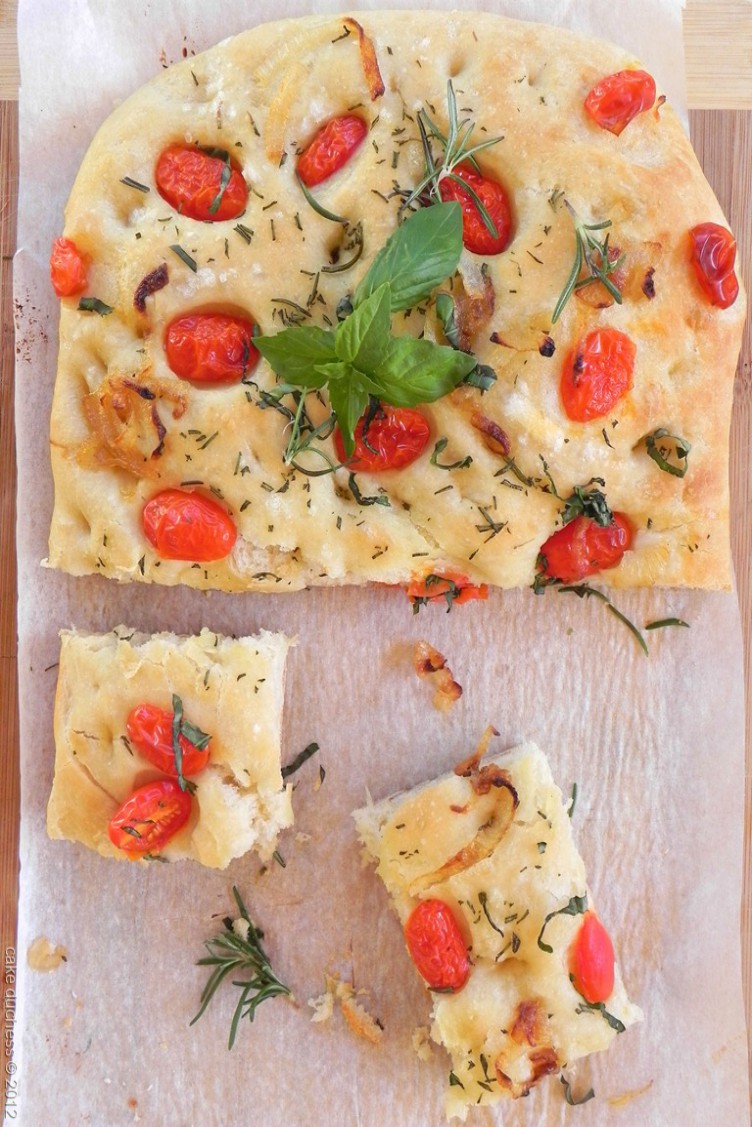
[47,10,745,593]
[47,627,293,868]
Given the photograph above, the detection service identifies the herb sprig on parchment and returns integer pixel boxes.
[254,201,476,456]
[191,886,290,1049]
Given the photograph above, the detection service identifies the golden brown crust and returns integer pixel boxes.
[47,11,745,592]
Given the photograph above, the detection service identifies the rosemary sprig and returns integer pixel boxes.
[191,886,291,1049]
[401,81,503,238]
[296,173,349,225]
[257,383,338,475]
[557,584,649,656]
[551,199,624,323]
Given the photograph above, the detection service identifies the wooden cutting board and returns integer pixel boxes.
[1,1,750,1120]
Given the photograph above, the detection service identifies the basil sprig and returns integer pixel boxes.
[255,202,476,456]
[560,479,612,527]
[171,693,211,794]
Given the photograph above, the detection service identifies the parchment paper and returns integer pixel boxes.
[12,2,749,1125]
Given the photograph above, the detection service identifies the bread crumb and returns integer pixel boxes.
[27,936,68,972]
[307,973,383,1044]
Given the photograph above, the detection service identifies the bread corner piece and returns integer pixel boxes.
[353,739,642,1120]
[47,626,293,868]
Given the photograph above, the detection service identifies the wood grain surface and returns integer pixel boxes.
[0,2,751,1122]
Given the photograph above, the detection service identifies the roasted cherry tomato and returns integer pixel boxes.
[155,144,248,221]
[584,69,656,136]
[406,570,489,609]
[689,222,739,309]
[142,488,237,562]
[404,899,469,992]
[334,405,431,471]
[49,236,88,298]
[560,328,636,422]
[108,778,192,856]
[569,911,615,1004]
[438,163,513,255]
[539,512,633,584]
[164,312,259,384]
[126,704,211,777]
[297,114,368,187]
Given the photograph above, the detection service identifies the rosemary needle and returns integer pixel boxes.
[191,886,291,1048]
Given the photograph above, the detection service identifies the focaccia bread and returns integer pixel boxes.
[48,626,293,867]
[47,11,745,595]
[354,736,642,1119]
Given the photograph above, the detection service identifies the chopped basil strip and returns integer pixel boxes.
[78,297,113,316]
[574,999,626,1033]
[281,741,320,779]
[643,428,691,478]
[537,894,588,953]
[560,1075,595,1106]
[431,437,472,470]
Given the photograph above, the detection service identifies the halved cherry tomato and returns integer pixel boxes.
[404,899,469,992]
[164,312,259,384]
[297,114,368,187]
[569,911,615,1004]
[155,144,248,221]
[334,405,431,471]
[560,328,636,422]
[689,222,739,309]
[108,778,192,856]
[126,704,211,777]
[584,69,656,136]
[49,236,88,298]
[438,163,513,256]
[406,569,489,609]
[539,512,633,584]
[142,488,237,562]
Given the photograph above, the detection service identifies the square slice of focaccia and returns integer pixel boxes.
[47,11,745,594]
[353,737,642,1119]
[47,626,293,868]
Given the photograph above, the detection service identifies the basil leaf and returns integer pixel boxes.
[372,336,475,406]
[328,370,369,458]
[255,325,337,387]
[335,284,391,370]
[353,202,463,312]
